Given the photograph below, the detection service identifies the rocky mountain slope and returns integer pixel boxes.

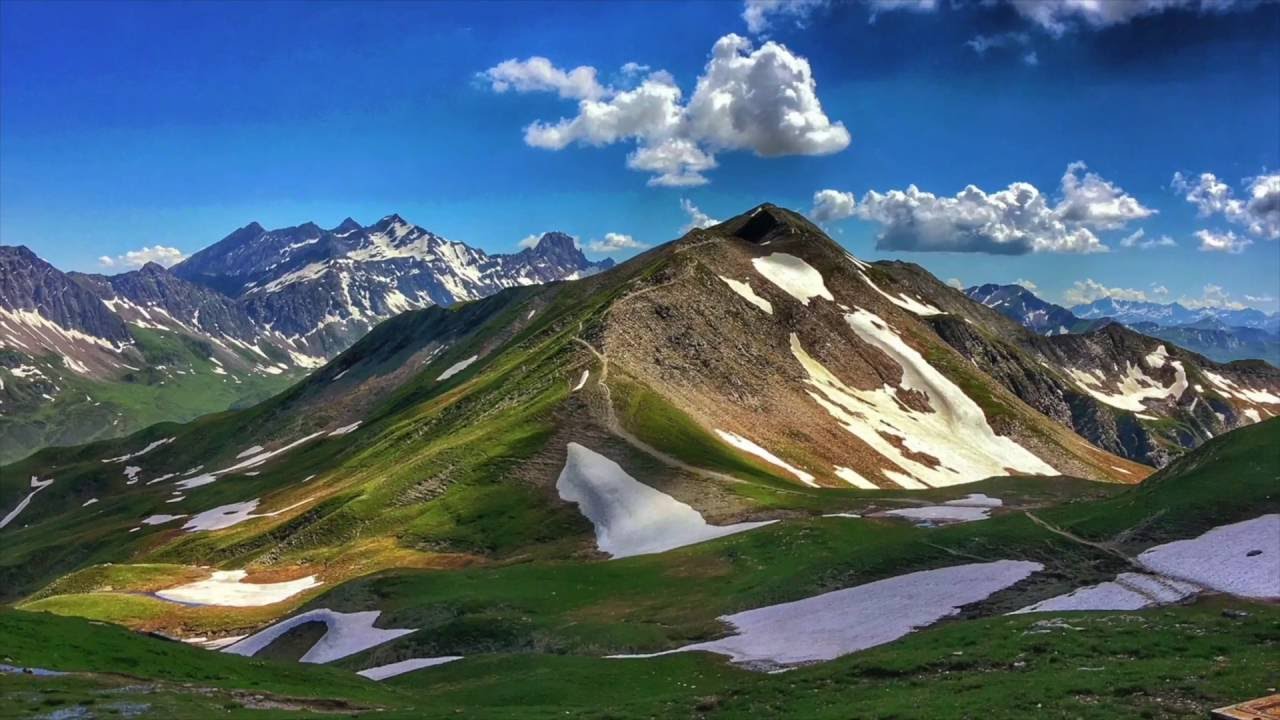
[969,283,1280,366]
[0,220,607,463]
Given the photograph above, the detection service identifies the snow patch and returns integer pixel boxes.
[715,430,817,487]
[102,437,175,464]
[1136,514,1279,599]
[156,570,320,607]
[834,466,878,490]
[328,422,362,437]
[182,498,312,533]
[718,276,773,315]
[611,560,1042,668]
[1013,572,1198,614]
[556,443,774,559]
[0,476,54,530]
[750,254,833,306]
[437,355,479,381]
[358,656,463,680]
[572,369,590,392]
[855,271,943,316]
[224,609,415,664]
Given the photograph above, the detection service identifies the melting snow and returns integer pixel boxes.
[437,355,479,381]
[358,656,464,680]
[224,609,415,664]
[718,276,774,315]
[1013,573,1198,614]
[572,369,590,392]
[750,254,833,306]
[556,443,775,559]
[835,466,878,490]
[182,498,312,532]
[0,476,54,530]
[884,505,992,524]
[611,560,1042,667]
[156,570,321,607]
[1067,359,1187,413]
[140,514,185,526]
[1203,370,1280,405]
[855,271,943,316]
[715,430,817,487]
[102,437,175,464]
[236,445,265,459]
[791,308,1056,488]
[82,498,99,507]
[328,422,362,436]
[1136,514,1279,599]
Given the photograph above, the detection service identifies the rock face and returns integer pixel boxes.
[965,284,1093,336]
[1,245,132,347]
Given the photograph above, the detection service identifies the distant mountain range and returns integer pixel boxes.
[966,284,1280,366]
[0,217,610,462]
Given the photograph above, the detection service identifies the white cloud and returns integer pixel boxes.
[1181,284,1247,310]
[586,232,648,253]
[1014,278,1038,290]
[627,138,718,187]
[1062,278,1151,305]
[97,245,187,270]
[484,34,849,186]
[1195,228,1252,254]
[1055,162,1155,230]
[810,189,858,222]
[679,199,720,234]
[1173,171,1280,240]
[946,277,964,289]
[821,162,1151,254]
[1023,51,1039,66]
[518,234,542,250]
[1119,228,1176,250]
[966,32,1030,55]
[482,57,606,100]
[1006,0,1261,36]
[742,0,827,34]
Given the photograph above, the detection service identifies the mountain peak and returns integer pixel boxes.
[532,231,577,253]
[333,217,362,234]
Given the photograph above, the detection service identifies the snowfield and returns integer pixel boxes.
[883,505,992,524]
[1203,370,1280,405]
[751,254,834,306]
[1013,572,1198,614]
[855,270,943,316]
[718,276,774,315]
[224,609,415,664]
[612,560,1042,667]
[0,476,54,530]
[156,569,321,607]
[790,308,1057,488]
[437,355,479,381]
[357,656,464,680]
[102,437,175,464]
[1136,514,1279,599]
[1066,359,1187,413]
[556,443,775,559]
[715,430,817,487]
[834,466,878,490]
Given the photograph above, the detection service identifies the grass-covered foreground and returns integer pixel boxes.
[3,596,1276,719]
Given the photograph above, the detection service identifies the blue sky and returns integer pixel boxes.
[2,0,1277,312]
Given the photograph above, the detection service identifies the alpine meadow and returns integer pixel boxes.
[1,2,1277,719]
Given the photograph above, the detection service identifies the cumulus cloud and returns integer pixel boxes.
[742,0,827,34]
[1014,278,1038,290]
[1195,228,1252,254]
[1055,162,1155,230]
[1181,284,1247,310]
[810,189,858,222]
[946,277,964,289]
[819,162,1151,254]
[679,199,720,234]
[483,34,849,187]
[97,245,187,270]
[517,234,543,250]
[1119,228,1176,250]
[586,232,647,253]
[1174,171,1280,241]
[1062,278,1152,305]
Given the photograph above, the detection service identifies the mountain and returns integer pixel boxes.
[2,202,1276,715]
[172,216,613,358]
[970,283,1280,366]
[1072,297,1280,331]
[0,219,609,463]
[964,283,1099,335]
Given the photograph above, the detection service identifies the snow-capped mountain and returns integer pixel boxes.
[173,215,613,357]
[0,216,610,462]
[964,284,1090,336]
[1071,297,1279,332]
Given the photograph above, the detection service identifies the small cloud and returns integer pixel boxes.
[810,189,858,223]
[946,277,964,290]
[1014,278,1038,291]
[679,199,720,234]
[1120,228,1176,249]
[1062,278,1150,306]
[1195,228,1251,254]
[517,234,543,250]
[1180,284,1246,311]
[586,232,648,253]
[1023,51,1039,66]
[97,245,186,270]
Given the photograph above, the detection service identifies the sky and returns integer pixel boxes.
[1,0,1278,313]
